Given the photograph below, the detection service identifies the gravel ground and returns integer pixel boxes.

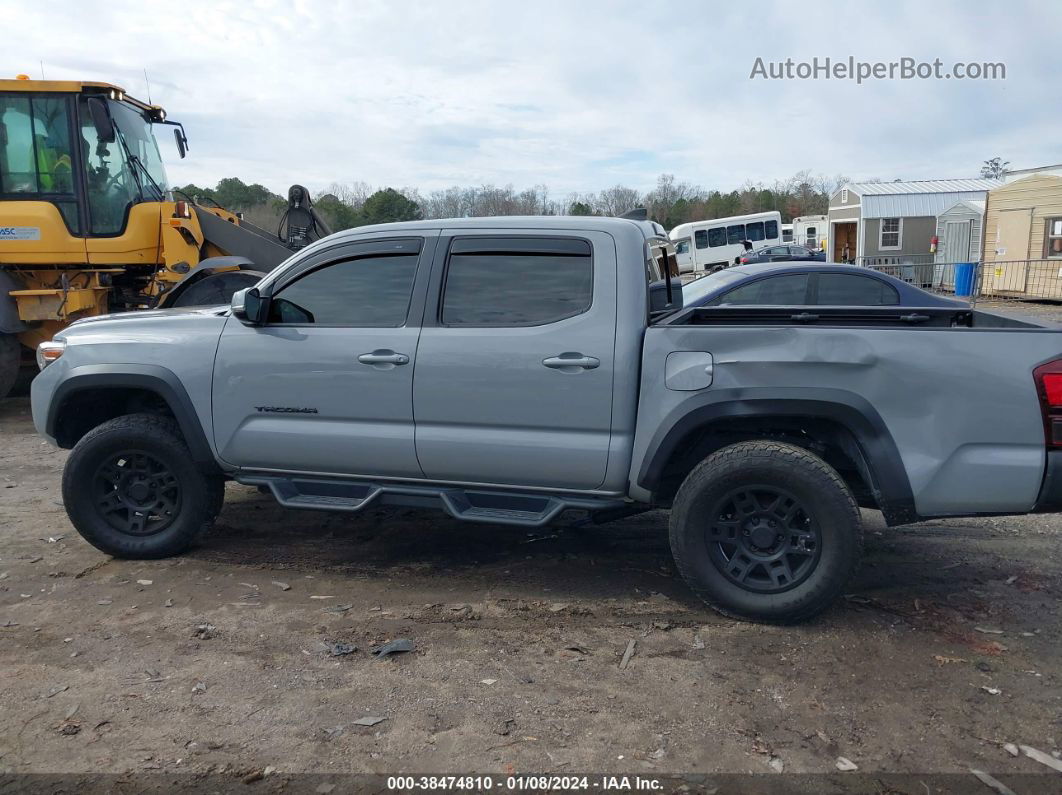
[0,394,1060,790]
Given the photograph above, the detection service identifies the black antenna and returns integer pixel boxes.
[619,207,648,221]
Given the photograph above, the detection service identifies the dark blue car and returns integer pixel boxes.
[682,263,969,308]
[738,244,826,264]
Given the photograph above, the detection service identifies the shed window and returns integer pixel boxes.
[1046,217,1062,259]
[879,217,902,250]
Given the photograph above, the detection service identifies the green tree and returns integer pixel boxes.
[359,188,421,225]
[212,177,280,209]
[568,201,594,216]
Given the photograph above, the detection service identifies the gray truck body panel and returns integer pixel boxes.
[30,216,1062,523]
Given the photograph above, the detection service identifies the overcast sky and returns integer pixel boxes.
[5,0,1057,197]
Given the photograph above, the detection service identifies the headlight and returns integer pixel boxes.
[36,340,66,370]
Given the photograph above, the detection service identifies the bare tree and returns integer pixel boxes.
[594,184,641,217]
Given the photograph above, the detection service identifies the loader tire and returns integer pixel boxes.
[669,440,862,624]
[0,333,21,400]
[62,413,224,559]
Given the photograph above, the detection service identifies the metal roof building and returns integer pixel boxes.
[827,178,999,264]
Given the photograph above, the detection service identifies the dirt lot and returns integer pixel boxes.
[0,394,1060,789]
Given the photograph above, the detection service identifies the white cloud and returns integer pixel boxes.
[4,0,1055,196]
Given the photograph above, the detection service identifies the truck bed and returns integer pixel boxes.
[631,304,1062,519]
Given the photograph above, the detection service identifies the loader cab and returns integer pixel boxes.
[0,79,179,239]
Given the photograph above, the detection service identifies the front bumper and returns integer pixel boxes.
[1034,451,1062,512]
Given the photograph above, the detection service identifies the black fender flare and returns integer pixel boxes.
[637,387,918,525]
[157,256,260,308]
[48,364,218,468]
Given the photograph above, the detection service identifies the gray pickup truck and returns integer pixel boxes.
[30,217,1062,622]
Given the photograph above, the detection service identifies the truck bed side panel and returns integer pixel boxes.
[631,325,1061,516]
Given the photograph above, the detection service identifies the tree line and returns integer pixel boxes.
[175,170,851,234]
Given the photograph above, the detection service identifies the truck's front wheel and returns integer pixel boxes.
[62,414,224,559]
[669,441,862,623]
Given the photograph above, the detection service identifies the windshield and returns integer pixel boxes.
[109,100,169,193]
[682,269,747,305]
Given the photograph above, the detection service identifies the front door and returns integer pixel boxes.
[984,208,1032,294]
[833,222,857,263]
[211,234,435,478]
[942,220,971,262]
[413,232,617,490]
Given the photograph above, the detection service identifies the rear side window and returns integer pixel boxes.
[441,237,592,326]
[745,221,765,242]
[268,240,421,326]
[708,227,727,247]
[816,273,899,306]
[765,219,779,239]
[727,224,745,245]
[710,274,809,305]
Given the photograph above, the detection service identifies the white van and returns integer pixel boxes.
[670,211,782,273]
[792,215,827,250]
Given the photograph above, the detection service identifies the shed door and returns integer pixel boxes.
[986,209,1032,293]
[942,221,971,262]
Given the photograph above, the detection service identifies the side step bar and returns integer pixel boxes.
[236,474,629,528]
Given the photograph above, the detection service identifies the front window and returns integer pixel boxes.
[879,217,902,250]
[1046,218,1062,259]
[675,238,691,255]
[78,98,169,235]
[0,94,79,232]
[109,101,169,194]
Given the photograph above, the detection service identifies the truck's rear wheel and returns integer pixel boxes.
[669,441,862,623]
[62,414,224,559]
[0,333,20,399]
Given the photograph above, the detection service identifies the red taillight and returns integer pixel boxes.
[1034,359,1062,448]
[1044,374,1062,406]
[740,257,749,264]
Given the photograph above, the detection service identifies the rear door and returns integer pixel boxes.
[212,233,436,477]
[413,232,617,490]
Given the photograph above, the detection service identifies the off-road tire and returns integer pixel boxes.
[62,413,224,559]
[0,333,20,400]
[669,440,862,623]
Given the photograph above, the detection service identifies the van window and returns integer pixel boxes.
[694,230,708,249]
[708,227,727,247]
[727,224,745,245]
[745,221,765,242]
[442,237,593,326]
[675,238,691,255]
[765,219,779,239]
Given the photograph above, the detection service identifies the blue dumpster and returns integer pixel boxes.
[954,262,976,298]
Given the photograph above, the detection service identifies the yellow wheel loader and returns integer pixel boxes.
[0,76,331,397]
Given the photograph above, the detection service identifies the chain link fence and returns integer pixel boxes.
[856,256,1062,305]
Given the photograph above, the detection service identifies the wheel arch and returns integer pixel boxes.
[47,365,218,469]
[637,390,918,525]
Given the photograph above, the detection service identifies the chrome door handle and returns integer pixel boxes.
[542,354,600,370]
[358,350,409,365]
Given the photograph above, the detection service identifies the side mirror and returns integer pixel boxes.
[232,287,266,325]
[173,127,187,159]
[86,97,115,144]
